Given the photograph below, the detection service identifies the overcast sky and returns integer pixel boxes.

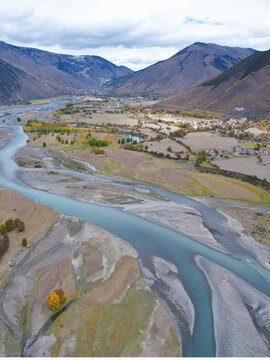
[1,0,270,70]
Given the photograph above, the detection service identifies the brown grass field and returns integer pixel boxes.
[68,147,270,205]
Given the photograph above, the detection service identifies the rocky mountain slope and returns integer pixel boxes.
[103,42,256,97]
[0,58,57,104]
[0,41,132,103]
[157,49,270,118]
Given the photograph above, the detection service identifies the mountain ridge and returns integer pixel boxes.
[157,49,270,118]
[0,41,133,103]
[102,42,257,97]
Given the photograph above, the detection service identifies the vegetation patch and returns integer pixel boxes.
[52,280,158,356]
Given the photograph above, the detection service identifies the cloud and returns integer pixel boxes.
[0,0,270,69]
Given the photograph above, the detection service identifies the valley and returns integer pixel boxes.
[0,25,270,358]
[0,97,269,357]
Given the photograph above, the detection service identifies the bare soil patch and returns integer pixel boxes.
[183,132,238,151]
[213,156,270,181]
[144,138,187,157]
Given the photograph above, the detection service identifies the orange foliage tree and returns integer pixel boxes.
[48,288,65,311]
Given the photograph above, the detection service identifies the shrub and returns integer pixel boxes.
[0,224,7,235]
[54,288,65,303]
[5,219,15,232]
[0,234,9,257]
[92,146,105,154]
[17,221,25,232]
[22,238,27,247]
[42,142,46,147]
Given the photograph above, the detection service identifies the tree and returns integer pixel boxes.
[48,288,65,311]
[255,143,261,151]
[43,142,47,147]
[238,133,245,140]
[48,291,60,311]
[22,238,27,247]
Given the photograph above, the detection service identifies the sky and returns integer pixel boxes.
[0,0,270,70]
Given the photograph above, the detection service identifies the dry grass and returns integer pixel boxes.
[69,147,270,204]
[50,256,179,357]
[80,256,138,305]
[59,112,138,126]
[0,188,58,287]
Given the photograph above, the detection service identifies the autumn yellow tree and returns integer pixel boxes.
[48,288,65,311]
[48,291,60,311]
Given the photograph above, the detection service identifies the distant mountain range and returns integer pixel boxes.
[0,40,266,117]
[0,41,132,103]
[102,42,256,97]
[157,49,270,118]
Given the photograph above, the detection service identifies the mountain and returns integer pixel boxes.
[102,42,257,97]
[157,49,270,118]
[0,58,58,104]
[0,41,132,100]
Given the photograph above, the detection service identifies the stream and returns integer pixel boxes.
[0,102,269,356]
